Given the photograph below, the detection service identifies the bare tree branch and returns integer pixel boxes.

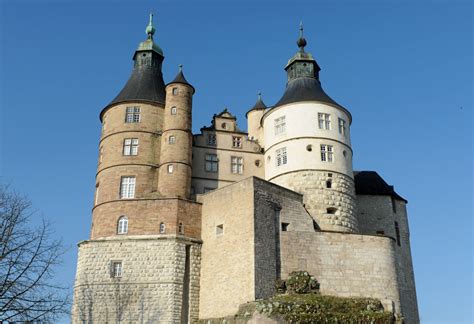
[0,185,70,322]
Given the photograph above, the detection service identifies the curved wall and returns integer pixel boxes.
[263,102,357,232]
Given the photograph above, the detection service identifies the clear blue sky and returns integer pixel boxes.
[1,1,472,323]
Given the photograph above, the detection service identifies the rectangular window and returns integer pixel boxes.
[207,134,217,146]
[168,136,176,144]
[111,261,122,278]
[338,118,346,136]
[231,156,243,174]
[120,176,136,199]
[125,106,140,123]
[276,147,287,166]
[168,164,174,173]
[216,224,224,236]
[232,136,242,148]
[318,113,331,130]
[320,145,334,162]
[123,138,139,156]
[205,154,218,172]
[172,87,178,95]
[99,146,104,162]
[274,116,286,135]
[171,106,177,115]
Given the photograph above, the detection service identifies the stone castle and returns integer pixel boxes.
[72,15,419,323]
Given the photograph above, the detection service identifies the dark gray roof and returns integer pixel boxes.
[354,171,407,203]
[251,97,267,110]
[108,64,166,106]
[167,70,195,93]
[274,76,342,108]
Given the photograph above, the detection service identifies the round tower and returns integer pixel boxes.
[92,13,166,239]
[263,24,358,232]
[157,65,195,198]
[246,92,267,145]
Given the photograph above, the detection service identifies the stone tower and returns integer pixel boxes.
[158,66,195,198]
[72,15,202,324]
[262,24,358,232]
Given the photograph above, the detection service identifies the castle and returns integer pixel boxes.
[72,15,419,323]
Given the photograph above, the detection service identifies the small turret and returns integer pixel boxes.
[158,65,195,198]
[246,92,267,145]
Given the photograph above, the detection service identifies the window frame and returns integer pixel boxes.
[231,156,244,174]
[168,135,176,144]
[274,116,286,135]
[318,113,331,130]
[171,106,177,115]
[275,147,288,166]
[111,261,123,278]
[125,106,141,123]
[338,118,346,136]
[120,176,136,199]
[320,144,334,163]
[207,134,217,146]
[117,216,128,234]
[232,136,243,148]
[123,138,139,156]
[205,154,218,172]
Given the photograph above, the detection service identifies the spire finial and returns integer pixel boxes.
[297,21,307,51]
[179,64,183,72]
[146,12,156,38]
[258,91,262,100]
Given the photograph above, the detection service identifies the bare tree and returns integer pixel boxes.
[0,185,69,322]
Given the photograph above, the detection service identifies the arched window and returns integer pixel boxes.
[178,222,184,234]
[117,216,128,234]
[326,180,332,189]
[159,222,166,234]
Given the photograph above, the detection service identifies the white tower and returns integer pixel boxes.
[263,25,358,232]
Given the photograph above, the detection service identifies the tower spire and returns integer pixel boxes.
[146,12,156,39]
[297,21,307,51]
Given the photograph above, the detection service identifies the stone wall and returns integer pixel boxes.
[356,195,419,323]
[71,236,201,324]
[272,171,358,232]
[280,231,402,316]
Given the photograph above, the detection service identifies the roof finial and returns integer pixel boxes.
[297,21,307,51]
[179,64,183,72]
[146,12,156,38]
[258,91,262,100]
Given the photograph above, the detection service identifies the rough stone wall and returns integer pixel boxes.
[252,178,314,300]
[272,171,358,232]
[356,195,419,323]
[280,231,402,315]
[91,198,201,240]
[198,178,256,319]
[71,236,201,324]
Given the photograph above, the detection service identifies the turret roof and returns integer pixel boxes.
[167,65,195,93]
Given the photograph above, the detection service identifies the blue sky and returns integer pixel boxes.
[1,0,472,323]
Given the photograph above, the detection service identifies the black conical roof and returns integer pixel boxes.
[246,94,267,118]
[167,68,195,93]
[274,77,340,107]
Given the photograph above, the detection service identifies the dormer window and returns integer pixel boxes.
[221,123,227,130]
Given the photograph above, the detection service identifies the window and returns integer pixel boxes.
[168,136,176,144]
[159,222,166,234]
[95,185,99,205]
[168,164,174,173]
[306,145,312,152]
[207,134,216,146]
[276,147,287,166]
[117,216,128,234]
[178,222,184,234]
[125,106,140,123]
[327,207,337,214]
[326,180,332,188]
[320,145,333,162]
[232,136,242,148]
[205,154,218,172]
[318,113,331,130]
[99,146,104,162]
[123,138,138,156]
[231,156,243,174]
[111,261,122,278]
[221,123,227,129]
[281,222,290,232]
[120,176,136,199]
[394,221,401,246]
[172,87,178,95]
[255,160,261,167]
[216,224,224,236]
[274,116,286,135]
[171,106,177,115]
[338,118,346,136]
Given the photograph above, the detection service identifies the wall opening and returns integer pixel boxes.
[216,224,224,236]
[394,221,401,246]
[326,180,332,188]
[327,207,337,214]
[281,222,290,232]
